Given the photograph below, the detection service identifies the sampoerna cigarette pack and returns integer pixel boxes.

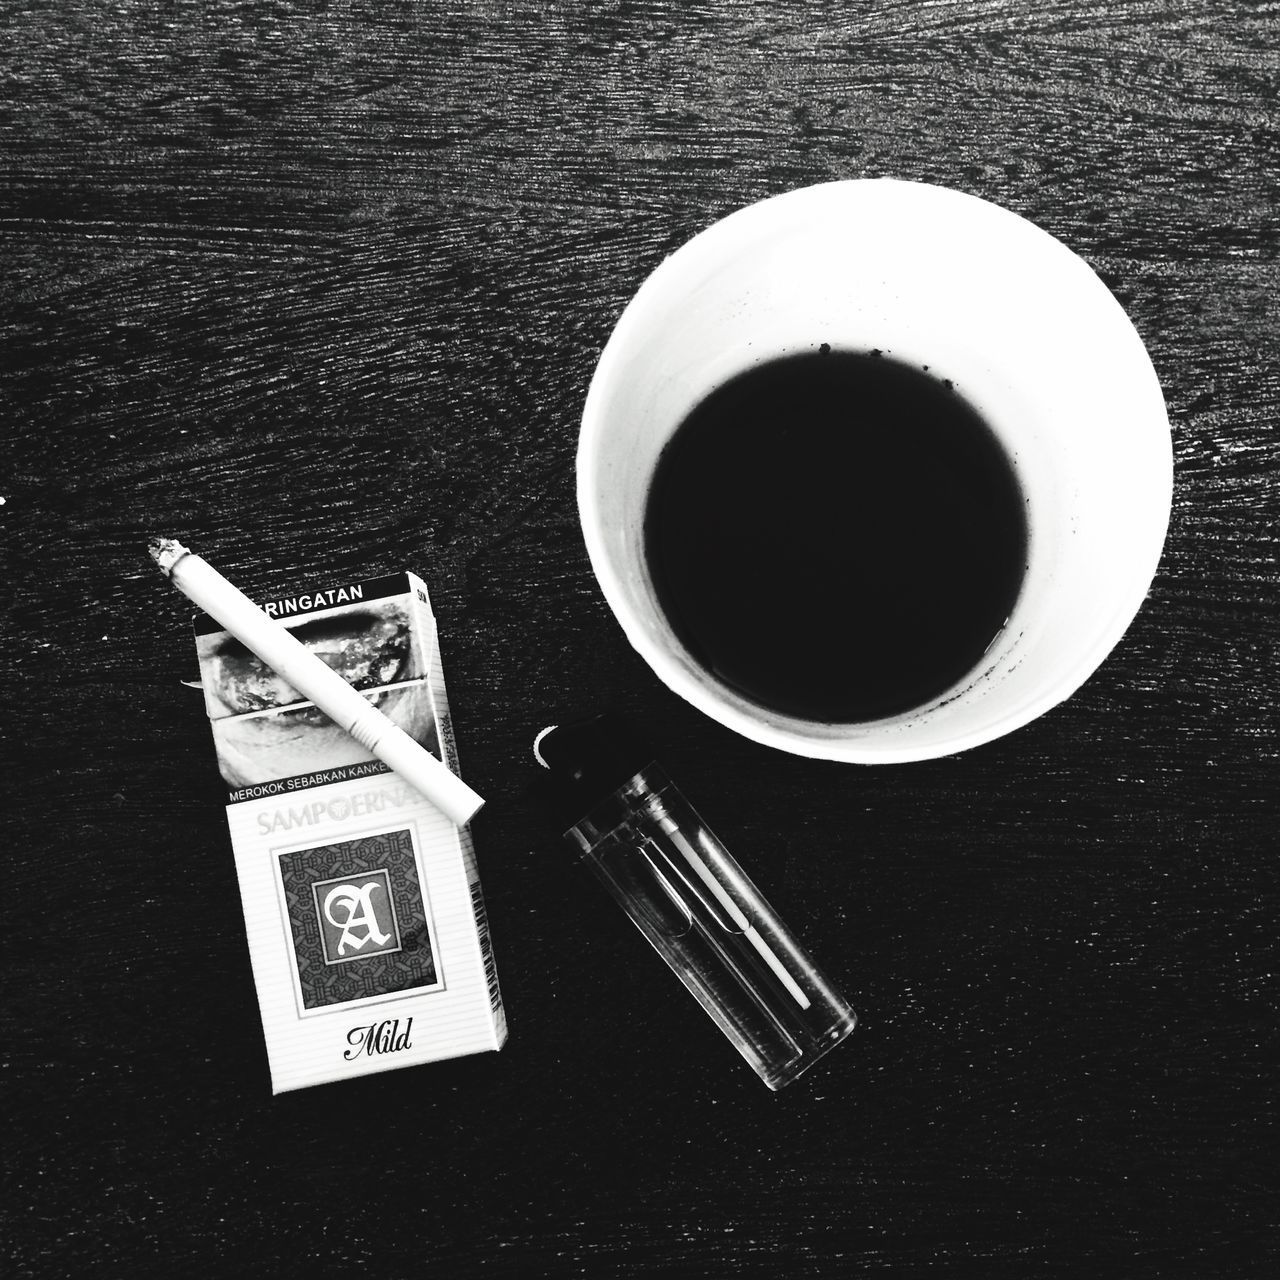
[193,570,506,1092]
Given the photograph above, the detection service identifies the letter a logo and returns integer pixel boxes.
[324,882,392,954]
[312,869,401,964]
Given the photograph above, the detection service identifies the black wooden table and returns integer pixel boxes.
[4,3,1277,1276]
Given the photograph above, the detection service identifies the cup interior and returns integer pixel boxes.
[578,180,1172,762]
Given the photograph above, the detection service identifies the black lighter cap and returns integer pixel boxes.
[533,713,657,827]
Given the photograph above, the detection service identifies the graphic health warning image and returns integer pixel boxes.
[196,596,441,790]
[277,828,441,1011]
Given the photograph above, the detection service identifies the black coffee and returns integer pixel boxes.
[643,349,1027,722]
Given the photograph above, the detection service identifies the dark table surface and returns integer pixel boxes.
[3,2,1277,1276]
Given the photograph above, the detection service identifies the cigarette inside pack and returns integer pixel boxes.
[194,571,506,1093]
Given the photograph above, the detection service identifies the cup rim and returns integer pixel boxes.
[579,178,1172,763]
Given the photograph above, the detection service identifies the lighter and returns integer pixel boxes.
[534,714,857,1089]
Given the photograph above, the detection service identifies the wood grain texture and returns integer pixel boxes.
[2,1,1277,1276]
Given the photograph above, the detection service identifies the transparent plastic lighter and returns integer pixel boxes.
[535,714,857,1089]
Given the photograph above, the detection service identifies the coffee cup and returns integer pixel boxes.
[578,179,1172,763]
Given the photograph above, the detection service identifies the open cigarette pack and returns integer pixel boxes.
[193,571,506,1092]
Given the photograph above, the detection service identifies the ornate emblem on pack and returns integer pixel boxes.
[314,871,401,964]
[277,828,439,1012]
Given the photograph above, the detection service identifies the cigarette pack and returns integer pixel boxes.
[193,571,506,1093]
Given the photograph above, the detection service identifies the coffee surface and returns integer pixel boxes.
[643,350,1027,722]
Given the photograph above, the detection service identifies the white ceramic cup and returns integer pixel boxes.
[578,179,1172,763]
